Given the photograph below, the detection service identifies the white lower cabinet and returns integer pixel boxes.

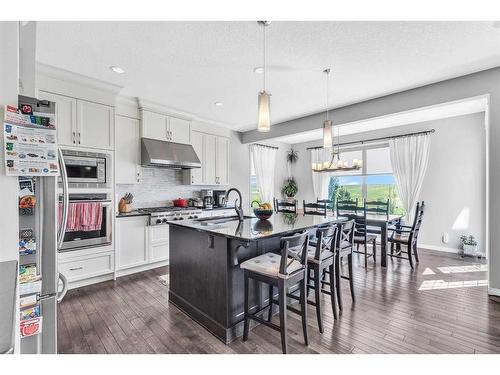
[116,216,169,275]
[116,216,149,270]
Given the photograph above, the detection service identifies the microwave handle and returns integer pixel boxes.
[57,148,69,250]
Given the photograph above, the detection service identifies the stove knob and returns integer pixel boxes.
[179,217,184,220]
[173,217,179,221]
[156,219,162,224]
[162,218,168,223]
[193,215,198,219]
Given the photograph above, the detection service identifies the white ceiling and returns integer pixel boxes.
[36,21,500,131]
[272,96,488,144]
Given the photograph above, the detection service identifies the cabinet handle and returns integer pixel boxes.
[169,130,172,140]
[191,175,194,184]
[69,266,83,271]
[72,131,76,144]
[78,132,81,144]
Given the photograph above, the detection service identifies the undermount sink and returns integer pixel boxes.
[195,215,252,225]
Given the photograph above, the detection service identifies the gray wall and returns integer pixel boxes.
[241,66,500,293]
[292,113,486,254]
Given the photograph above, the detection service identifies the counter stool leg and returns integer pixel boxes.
[335,252,343,312]
[313,265,324,333]
[329,263,338,320]
[278,281,288,354]
[243,272,250,341]
[348,253,355,302]
[300,278,308,345]
[267,284,274,322]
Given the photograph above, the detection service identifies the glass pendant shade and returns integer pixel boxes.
[257,91,271,132]
[323,119,333,148]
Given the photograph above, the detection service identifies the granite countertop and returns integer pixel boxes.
[116,210,150,218]
[0,260,17,354]
[168,213,346,241]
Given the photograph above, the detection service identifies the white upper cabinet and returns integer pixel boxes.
[115,115,141,184]
[141,110,191,144]
[169,116,190,144]
[216,136,229,185]
[204,134,217,185]
[77,100,114,150]
[39,91,114,151]
[184,132,229,186]
[141,110,168,140]
[189,131,205,185]
[39,91,77,147]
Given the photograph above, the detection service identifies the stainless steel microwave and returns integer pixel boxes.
[61,150,107,185]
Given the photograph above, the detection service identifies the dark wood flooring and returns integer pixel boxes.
[58,249,500,354]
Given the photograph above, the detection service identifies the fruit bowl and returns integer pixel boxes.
[251,201,274,220]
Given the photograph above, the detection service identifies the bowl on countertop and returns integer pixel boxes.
[251,200,274,220]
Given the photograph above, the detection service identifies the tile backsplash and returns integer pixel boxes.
[116,167,214,209]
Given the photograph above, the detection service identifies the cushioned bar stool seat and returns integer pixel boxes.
[240,253,303,278]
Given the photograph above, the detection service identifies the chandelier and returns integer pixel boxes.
[312,126,363,173]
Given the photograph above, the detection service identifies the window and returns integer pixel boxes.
[250,156,261,204]
[328,145,405,215]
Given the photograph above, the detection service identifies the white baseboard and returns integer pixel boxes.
[115,260,169,278]
[488,287,500,297]
[419,244,461,254]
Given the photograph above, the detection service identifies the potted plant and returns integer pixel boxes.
[460,235,479,257]
[281,177,298,199]
[286,148,299,178]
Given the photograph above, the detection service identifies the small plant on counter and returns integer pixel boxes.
[281,177,298,198]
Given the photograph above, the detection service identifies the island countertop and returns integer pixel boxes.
[167,213,346,241]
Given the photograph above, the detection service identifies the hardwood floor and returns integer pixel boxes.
[57,249,500,354]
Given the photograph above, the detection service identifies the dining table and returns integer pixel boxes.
[338,213,404,267]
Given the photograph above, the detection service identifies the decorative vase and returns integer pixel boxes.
[463,244,478,257]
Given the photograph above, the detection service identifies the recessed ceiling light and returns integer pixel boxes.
[254,67,264,74]
[214,102,224,107]
[109,66,125,74]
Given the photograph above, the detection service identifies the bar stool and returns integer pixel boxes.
[334,220,356,310]
[289,224,339,333]
[240,231,309,354]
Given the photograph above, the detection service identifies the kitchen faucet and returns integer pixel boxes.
[225,188,244,222]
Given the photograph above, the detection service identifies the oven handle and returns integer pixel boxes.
[67,200,112,205]
[57,148,69,250]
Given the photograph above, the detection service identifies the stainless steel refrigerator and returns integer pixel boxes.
[17,95,68,354]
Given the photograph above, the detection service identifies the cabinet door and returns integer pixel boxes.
[117,216,148,270]
[189,131,204,185]
[216,136,229,185]
[115,115,141,184]
[77,100,114,150]
[39,91,76,146]
[169,116,190,144]
[149,225,169,263]
[141,110,167,140]
[204,134,217,185]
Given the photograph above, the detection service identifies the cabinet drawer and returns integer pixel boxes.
[59,252,114,282]
[150,224,169,244]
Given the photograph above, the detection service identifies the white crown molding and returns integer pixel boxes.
[37,62,123,95]
[137,98,235,131]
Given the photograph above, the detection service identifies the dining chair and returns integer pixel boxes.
[240,231,309,354]
[274,198,298,214]
[387,201,425,269]
[353,201,378,268]
[317,198,334,215]
[336,198,359,217]
[303,200,327,217]
[364,199,390,235]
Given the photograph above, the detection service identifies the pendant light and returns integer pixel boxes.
[322,68,333,148]
[257,21,271,132]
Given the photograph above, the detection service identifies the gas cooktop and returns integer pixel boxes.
[139,206,198,214]
[138,206,203,226]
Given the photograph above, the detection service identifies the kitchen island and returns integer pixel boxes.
[168,213,345,343]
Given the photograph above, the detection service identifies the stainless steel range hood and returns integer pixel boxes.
[141,138,201,169]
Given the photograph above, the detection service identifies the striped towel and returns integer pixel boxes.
[59,202,103,232]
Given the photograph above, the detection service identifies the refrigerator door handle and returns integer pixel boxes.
[57,148,69,249]
[57,272,68,303]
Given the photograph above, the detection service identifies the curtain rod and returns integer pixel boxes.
[306,129,435,150]
[252,143,279,150]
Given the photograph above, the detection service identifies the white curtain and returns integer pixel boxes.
[310,148,331,200]
[251,144,277,204]
[389,134,431,222]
